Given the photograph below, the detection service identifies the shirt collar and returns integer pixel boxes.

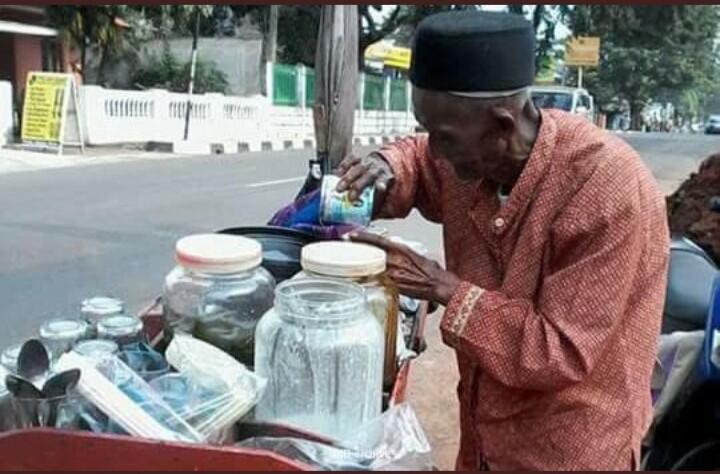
[494,109,557,223]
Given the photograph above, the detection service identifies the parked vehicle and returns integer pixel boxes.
[704,115,720,135]
[530,86,595,121]
[643,200,720,470]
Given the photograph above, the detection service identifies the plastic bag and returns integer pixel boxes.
[164,333,266,442]
[236,403,434,471]
[56,351,203,443]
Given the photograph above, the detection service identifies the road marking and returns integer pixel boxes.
[247,176,305,188]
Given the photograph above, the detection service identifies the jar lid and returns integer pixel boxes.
[301,242,387,277]
[39,318,88,341]
[73,339,119,358]
[175,234,263,274]
[97,314,143,337]
[81,297,125,318]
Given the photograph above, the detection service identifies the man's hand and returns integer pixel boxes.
[349,231,461,306]
[336,152,394,209]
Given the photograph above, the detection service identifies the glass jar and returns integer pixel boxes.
[254,279,383,441]
[0,372,12,432]
[97,314,144,348]
[39,318,89,361]
[73,339,119,359]
[297,241,399,391]
[81,296,125,337]
[162,234,275,368]
[1,344,21,374]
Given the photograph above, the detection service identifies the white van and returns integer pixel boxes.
[530,86,595,121]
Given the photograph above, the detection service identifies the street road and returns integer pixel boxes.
[0,132,717,347]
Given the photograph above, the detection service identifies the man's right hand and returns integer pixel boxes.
[335,152,394,208]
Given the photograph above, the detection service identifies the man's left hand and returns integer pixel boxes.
[348,231,461,306]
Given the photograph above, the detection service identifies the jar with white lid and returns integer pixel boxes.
[39,318,89,361]
[81,296,125,337]
[162,233,275,368]
[254,278,383,441]
[97,314,144,347]
[296,241,399,391]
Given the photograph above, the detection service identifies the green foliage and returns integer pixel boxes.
[47,5,128,79]
[131,46,228,94]
[570,5,720,125]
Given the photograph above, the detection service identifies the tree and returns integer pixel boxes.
[569,5,720,128]
[47,5,127,81]
[508,5,572,77]
[131,45,229,94]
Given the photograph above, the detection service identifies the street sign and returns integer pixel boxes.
[21,72,84,155]
[565,36,600,67]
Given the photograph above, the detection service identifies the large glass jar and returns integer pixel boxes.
[254,278,383,441]
[297,241,399,391]
[162,234,275,368]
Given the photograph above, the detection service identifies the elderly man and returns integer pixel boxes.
[338,11,669,471]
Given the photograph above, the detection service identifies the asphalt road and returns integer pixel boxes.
[0,131,718,350]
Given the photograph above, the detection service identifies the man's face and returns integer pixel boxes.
[413,88,516,184]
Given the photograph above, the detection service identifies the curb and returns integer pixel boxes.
[172,135,407,155]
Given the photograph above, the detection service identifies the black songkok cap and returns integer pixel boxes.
[410,11,535,97]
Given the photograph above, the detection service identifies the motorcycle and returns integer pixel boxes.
[643,204,720,469]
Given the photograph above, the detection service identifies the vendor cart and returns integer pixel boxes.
[0,5,431,468]
[0,295,429,470]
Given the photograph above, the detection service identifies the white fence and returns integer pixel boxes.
[0,81,13,146]
[80,85,418,150]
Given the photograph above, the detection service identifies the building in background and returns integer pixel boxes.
[0,5,62,139]
[0,6,59,100]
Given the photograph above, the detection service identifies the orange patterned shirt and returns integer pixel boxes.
[378,110,669,470]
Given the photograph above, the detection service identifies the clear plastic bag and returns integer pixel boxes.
[56,351,203,443]
[236,403,434,471]
[164,333,267,442]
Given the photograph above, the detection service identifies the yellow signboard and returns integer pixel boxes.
[21,72,69,143]
[565,37,600,67]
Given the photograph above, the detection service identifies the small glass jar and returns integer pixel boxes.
[297,241,399,391]
[81,296,125,337]
[1,344,21,374]
[0,375,12,432]
[73,339,119,359]
[255,279,383,441]
[162,234,275,368]
[39,318,89,361]
[97,315,144,348]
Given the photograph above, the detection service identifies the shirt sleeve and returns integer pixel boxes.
[440,190,647,391]
[374,135,444,223]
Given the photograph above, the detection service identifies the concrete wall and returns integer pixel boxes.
[142,37,263,96]
[0,81,13,145]
[78,85,418,151]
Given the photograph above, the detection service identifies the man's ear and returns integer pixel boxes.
[490,106,517,135]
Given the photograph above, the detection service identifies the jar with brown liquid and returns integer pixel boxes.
[162,234,275,368]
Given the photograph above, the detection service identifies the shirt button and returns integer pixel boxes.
[493,217,505,229]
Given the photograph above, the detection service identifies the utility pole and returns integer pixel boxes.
[183,7,201,141]
[266,5,279,63]
[578,66,583,89]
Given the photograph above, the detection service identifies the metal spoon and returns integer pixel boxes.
[17,339,49,381]
[5,374,43,399]
[42,369,80,398]
[5,374,43,427]
[42,369,81,427]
